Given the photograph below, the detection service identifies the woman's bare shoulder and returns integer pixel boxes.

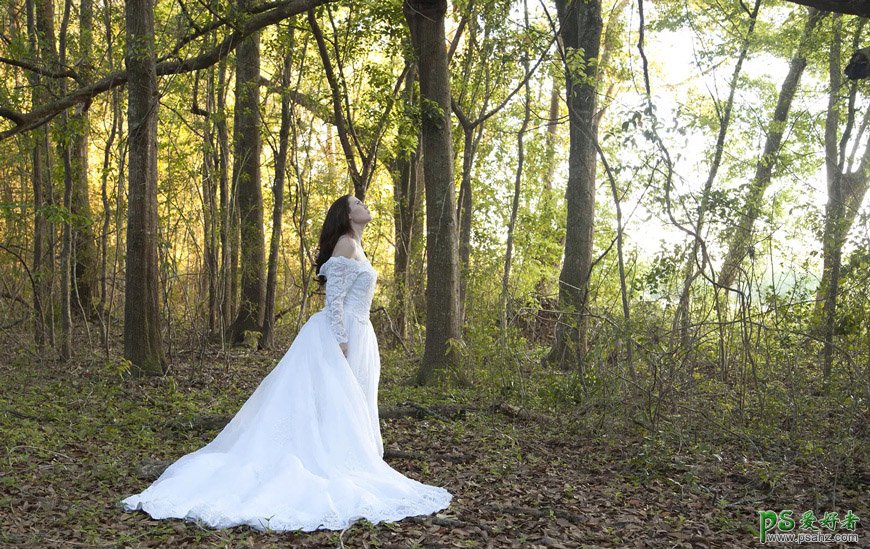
[332,235,359,259]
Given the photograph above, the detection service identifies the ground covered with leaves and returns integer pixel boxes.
[1,329,867,548]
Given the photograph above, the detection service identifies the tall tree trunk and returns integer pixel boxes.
[226,7,265,346]
[718,7,822,290]
[97,0,121,354]
[456,124,475,327]
[200,66,219,335]
[818,15,869,379]
[404,0,462,385]
[215,57,234,336]
[124,0,167,375]
[26,0,52,352]
[542,0,602,371]
[58,0,73,361]
[70,0,99,320]
[261,43,293,351]
[502,15,532,329]
[392,62,420,341]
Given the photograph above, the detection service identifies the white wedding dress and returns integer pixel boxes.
[121,255,453,531]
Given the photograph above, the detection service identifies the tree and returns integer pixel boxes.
[390,61,425,342]
[226,0,266,346]
[308,5,409,201]
[261,34,294,351]
[670,0,762,353]
[718,8,824,290]
[818,14,869,379]
[0,0,335,142]
[70,0,100,320]
[124,0,167,375]
[27,0,58,351]
[542,0,603,371]
[403,0,462,385]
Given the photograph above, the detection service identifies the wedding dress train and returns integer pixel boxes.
[121,255,453,531]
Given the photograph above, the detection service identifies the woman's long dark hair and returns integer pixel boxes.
[314,195,353,284]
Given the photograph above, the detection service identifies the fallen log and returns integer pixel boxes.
[490,402,557,424]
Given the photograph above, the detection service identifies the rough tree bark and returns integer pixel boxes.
[124,0,167,375]
[784,0,869,18]
[70,0,99,320]
[403,0,462,385]
[542,0,602,371]
[58,0,73,361]
[226,0,266,346]
[27,0,57,352]
[198,65,219,336]
[215,57,235,335]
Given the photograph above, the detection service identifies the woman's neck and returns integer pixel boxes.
[349,223,365,245]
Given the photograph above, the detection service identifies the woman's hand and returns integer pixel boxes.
[340,342,348,357]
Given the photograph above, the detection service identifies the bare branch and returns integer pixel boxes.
[0,55,81,82]
[0,0,332,141]
[307,7,360,183]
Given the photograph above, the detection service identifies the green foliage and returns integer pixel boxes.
[564,46,598,88]
[420,97,445,128]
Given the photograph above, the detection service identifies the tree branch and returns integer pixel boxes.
[0,55,81,82]
[0,0,332,141]
[307,7,360,183]
[784,0,870,18]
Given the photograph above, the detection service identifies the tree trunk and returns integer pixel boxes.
[226,7,265,346]
[124,0,167,375]
[58,0,73,361]
[542,0,602,371]
[97,0,122,355]
[26,0,53,352]
[215,57,234,336]
[818,15,869,379]
[502,23,532,329]
[784,0,869,18]
[200,66,219,336]
[456,124,476,327]
[392,62,420,341]
[70,0,99,321]
[404,0,462,385]
[544,71,560,192]
[261,44,293,351]
[718,7,822,290]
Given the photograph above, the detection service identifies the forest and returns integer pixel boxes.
[0,0,867,546]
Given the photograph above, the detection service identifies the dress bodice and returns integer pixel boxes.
[318,255,377,344]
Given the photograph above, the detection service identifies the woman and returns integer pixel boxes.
[121,195,453,532]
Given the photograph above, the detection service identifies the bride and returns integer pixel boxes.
[121,194,453,532]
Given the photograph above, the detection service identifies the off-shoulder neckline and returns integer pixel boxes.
[323,255,370,266]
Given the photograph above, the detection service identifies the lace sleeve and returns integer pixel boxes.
[321,257,360,345]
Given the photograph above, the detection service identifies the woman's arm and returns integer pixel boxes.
[325,237,359,356]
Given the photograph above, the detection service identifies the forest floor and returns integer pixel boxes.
[0,329,866,548]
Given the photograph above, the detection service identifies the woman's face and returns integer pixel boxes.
[347,195,372,224]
